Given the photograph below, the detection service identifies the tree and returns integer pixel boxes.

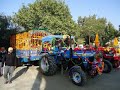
[0,14,9,31]
[0,14,17,48]
[13,0,79,35]
[77,15,116,45]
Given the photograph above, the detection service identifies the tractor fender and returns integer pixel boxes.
[39,53,49,60]
[69,65,82,76]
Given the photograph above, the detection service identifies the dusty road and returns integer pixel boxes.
[0,66,120,90]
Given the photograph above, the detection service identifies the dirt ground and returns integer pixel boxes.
[0,66,120,90]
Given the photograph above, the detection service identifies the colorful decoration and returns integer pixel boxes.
[113,37,118,46]
[10,30,50,50]
[94,33,99,47]
[43,42,51,51]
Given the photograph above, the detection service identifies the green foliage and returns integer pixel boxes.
[0,14,16,48]
[0,14,9,30]
[13,0,79,35]
[78,15,107,37]
[77,15,117,45]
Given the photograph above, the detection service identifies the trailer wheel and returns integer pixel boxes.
[39,55,57,76]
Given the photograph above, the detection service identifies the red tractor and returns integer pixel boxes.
[102,47,120,68]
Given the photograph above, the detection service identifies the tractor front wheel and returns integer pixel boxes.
[70,68,86,86]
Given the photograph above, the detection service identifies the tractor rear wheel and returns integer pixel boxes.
[103,60,112,73]
[39,55,57,76]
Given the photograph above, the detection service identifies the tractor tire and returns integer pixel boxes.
[70,68,86,86]
[103,60,112,73]
[39,55,57,76]
[113,61,120,68]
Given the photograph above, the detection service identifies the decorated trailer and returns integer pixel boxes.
[10,29,51,65]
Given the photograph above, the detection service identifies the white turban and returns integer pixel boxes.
[8,47,13,52]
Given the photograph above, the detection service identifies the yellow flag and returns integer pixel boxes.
[94,33,99,47]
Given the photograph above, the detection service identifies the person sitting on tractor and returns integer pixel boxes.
[64,36,70,47]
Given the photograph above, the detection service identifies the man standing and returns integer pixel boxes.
[2,47,16,84]
[0,47,6,76]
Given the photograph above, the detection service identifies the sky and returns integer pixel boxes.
[0,0,120,29]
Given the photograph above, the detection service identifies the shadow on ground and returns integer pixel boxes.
[12,66,29,81]
[31,67,41,90]
[30,67,120,90]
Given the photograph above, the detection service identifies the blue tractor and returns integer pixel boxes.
[39,35,104,86]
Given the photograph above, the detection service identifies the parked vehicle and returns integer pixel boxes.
[10,29,51,66]
[10,31,105,86]
[102,47,120,68]
[39,35,104,86]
